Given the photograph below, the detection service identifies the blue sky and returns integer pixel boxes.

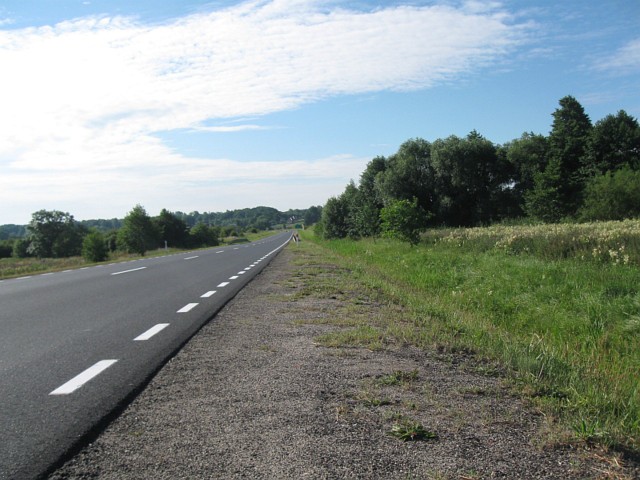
[0,0,638,224]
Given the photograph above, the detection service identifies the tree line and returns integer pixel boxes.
[1,204,322,261]
[318,96,640,243]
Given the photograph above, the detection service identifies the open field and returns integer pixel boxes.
[0,230,278,280]
[302,220,640,455]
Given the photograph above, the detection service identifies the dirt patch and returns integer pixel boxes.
[48,247,634,479]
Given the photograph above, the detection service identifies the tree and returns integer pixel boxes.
[154,209,188,248]
[503,132,549,213]
[82,230,108,262]
[355,156,387,236]
[340,181,363,238]
[380,198,429,245]
[578,167,640,221]
[26,210,86,258]
[320,196,350,239]
[189,223,220,248]
[584,110,640,176]
[546,95,592,216]
[376,139,435,216]
[303,206,322,226]
[12,238,31,258]
[117,205,159,255]
[430,131,509,226]
[524,158,564,222]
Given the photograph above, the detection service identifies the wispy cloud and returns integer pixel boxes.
[194,124,274,133]
[0,0,529,221]
[594,38,640,74]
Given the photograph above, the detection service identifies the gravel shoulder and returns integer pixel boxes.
[48,246,635,479]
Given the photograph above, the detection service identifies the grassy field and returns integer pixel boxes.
[300,220,640,454]
[0,230,278,280]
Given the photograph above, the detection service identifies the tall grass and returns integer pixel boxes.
[302,220,640,452]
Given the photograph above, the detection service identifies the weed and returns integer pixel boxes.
[376,369,419,387]
[315,325,385,350]
[573,418,606,444]
[389,420,437,442]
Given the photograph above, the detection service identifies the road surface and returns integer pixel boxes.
[0,232,291,479]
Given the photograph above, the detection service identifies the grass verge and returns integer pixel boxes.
[295,226,639,455]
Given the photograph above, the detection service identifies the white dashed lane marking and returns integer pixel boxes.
[50,360,118,395]
[111,267,147,276]
[134,324,170,341]
[45,235,292,396]
[177,303,198,313]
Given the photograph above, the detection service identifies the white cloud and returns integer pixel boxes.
[0,0,528,222]
[194,124,274,133]
[594,37,640,74]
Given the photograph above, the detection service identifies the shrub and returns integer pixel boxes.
[579,167,640,221]
[380,198,429,245]
[82,231,109,262]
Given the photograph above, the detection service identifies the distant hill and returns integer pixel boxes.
[1,206,321,237]
[0,224,28,240]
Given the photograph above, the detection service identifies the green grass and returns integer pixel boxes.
[0,248,182,279]
[0,229,283,280]
[298,224,640,453]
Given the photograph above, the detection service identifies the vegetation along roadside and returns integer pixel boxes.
[297,222,639,461]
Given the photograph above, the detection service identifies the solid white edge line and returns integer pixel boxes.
[50,360,118,395]
[177,303,199,313]
[134,323,170,341]
[184,256,199,260]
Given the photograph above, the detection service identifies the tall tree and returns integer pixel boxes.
[431,131,508,226]
[26,210,86,258]
[154,209,188,248]
[376,139,435,215]
[117,205,159,255]
[546,95,592,216]
[356,156,387,236]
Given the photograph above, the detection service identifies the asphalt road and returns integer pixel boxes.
[0,231,292,480]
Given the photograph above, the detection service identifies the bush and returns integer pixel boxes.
[12,238,32,258]
[380,198,429,245]
[82,231,109,262]
[579,167,640,221]
[0,240,14,258]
